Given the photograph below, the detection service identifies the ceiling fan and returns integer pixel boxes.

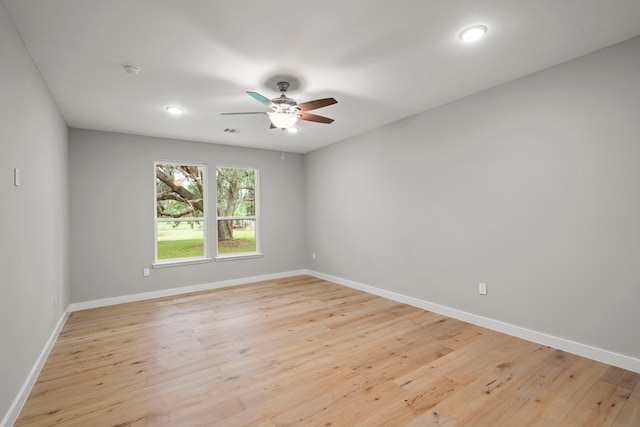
[221,81,337,130]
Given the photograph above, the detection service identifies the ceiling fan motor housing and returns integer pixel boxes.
[272,82,298,112]
[272,95,298,112]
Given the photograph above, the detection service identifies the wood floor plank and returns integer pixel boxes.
[559,380,630,427]
[455,348,570,426]
[612,381,640,427]
[508,355,610,426]
[14,275,640,426]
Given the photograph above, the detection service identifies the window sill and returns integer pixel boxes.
[153,258,212,268]
[215,252,263,262]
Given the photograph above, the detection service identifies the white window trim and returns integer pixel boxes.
[215,165,261,260]
[154,161,209,266]
[153,257,212,268]
[215,252,263,262]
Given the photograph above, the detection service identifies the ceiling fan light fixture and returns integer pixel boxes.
[269,111,299,130]
[459,25,488,42]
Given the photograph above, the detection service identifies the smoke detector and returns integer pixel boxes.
[123,64,141,75]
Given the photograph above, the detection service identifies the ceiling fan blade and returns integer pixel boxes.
[299,112,334,124]
[246,91,275,107]
[220,112,267,115]
[296,97,337,111]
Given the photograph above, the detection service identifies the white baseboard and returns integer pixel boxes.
[2,308,71,427]
[69,269,308,312]
[307,270,640,374]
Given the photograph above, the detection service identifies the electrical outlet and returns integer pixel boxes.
[479,282,487,295]
[143,268,150,277]
[312,252,316,260]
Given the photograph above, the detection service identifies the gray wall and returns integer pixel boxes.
[0,4,69,422]
[305,36,640,360]
[69,129,306,303]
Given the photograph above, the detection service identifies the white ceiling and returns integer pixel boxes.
[3,1,640,154]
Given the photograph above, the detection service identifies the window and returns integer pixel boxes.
[216,167,259,258]
[155,162,208,264]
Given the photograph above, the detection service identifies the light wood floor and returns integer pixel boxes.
[15,275,640,426]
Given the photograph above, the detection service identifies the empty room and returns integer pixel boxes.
[2,1,640,426]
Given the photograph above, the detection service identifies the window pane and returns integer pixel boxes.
[216,167,258,256]
[156,164,204,219]
[217,219,256,254]
[155,162,206,262]
[216,168,255,217]
[157,221,204,259]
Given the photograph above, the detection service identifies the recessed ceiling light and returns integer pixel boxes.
[165,105,184,115]
[459,25,488,42]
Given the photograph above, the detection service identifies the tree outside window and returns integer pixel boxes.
[216,167,258,256]
[155,163,206,261]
